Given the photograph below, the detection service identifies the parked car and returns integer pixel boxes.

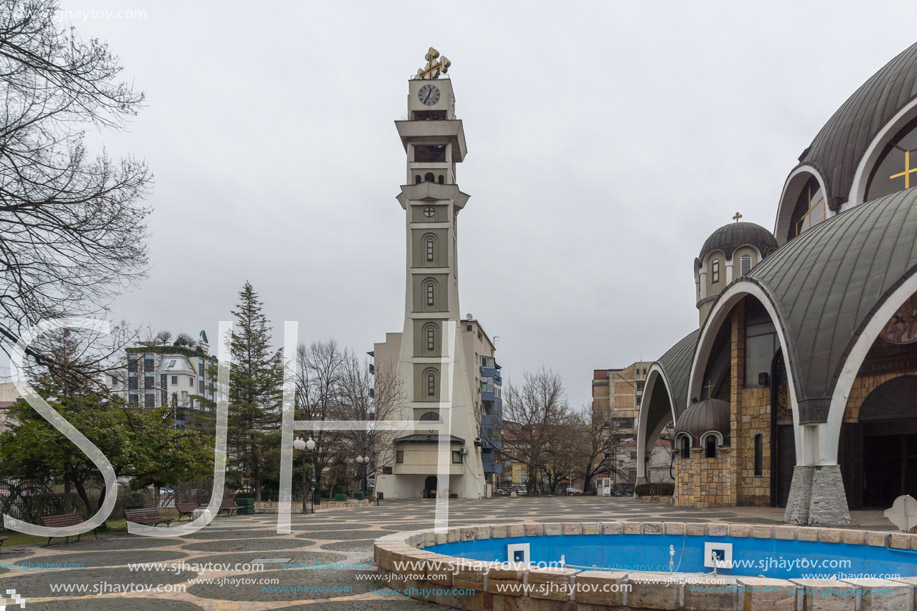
[511,486,527,496]
[565,487,583,496]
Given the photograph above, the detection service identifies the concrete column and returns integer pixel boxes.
[783,465,850,526]
[784,465,813,525]
[808,465,850,526]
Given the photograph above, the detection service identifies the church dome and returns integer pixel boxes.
[798,42,917,208]
[676,398,730,441]
[698,222,777,262]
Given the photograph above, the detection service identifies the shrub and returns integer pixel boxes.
[634,483,674,497]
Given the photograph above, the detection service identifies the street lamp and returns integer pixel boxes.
[355,454,370,496]
[293,436,316,513]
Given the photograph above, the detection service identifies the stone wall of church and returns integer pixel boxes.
[843,370,917,422]
[736,387,771,505]
[674,447,733,508]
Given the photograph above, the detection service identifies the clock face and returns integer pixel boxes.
[418,84,440,106]
[881,294,917,344]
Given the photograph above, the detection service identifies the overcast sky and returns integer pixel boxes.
[33,0,917,407]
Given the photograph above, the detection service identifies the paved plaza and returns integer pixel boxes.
[0,497,891,610]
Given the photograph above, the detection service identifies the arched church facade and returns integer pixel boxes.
[636,42,917,526]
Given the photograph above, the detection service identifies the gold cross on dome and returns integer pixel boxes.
[732,212,743,223]
[704,380,714,395]
[890,150,917,189]
[417,47,451,80]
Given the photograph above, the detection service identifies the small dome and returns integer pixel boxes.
[699,222,777,262]
[676,398,730,441]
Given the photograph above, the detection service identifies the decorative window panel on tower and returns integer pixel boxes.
[411,204,447,223]
[412,274,448,313]
[412,228,447,267]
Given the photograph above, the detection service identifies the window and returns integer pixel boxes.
[144,390,155,408]
[680,436,690,459]
[423,206,435,218]
[171,375,178,385]
[711,259,720,284]
[427,371,436,396]
[754,434,763,476]
[437,175,444,184]
[741,255,752,275]
[866,115,917,202]
[705,436,717,458]
[452,450,462,464]
[420,411,439,421]
[396,451,404,464]
[426,237,434,261]
[424,172,435,183]
[426,282,435,306]
[791,175,827,238]
[189,376,194,387]
[426,326,435,351]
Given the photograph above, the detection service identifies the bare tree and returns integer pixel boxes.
[501,369,569,495]
[295,340,346,494]
[570,403,619,494]
[0,0,151,366]
[543,416,577,494]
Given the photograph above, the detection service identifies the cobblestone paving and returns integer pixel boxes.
[0,496,875,610]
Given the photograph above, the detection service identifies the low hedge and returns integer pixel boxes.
[634,483,675,497]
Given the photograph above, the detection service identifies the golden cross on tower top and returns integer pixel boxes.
[733,212,743,223]
[417,47,451,80]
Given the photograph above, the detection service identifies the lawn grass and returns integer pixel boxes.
[2,518,131,548]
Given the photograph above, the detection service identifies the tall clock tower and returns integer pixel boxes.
[376,49,485,499]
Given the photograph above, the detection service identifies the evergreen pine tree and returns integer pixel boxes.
[228,281,282,502]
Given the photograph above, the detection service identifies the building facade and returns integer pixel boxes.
[107,337,216,429]
[372,52,487,499]
[592,363,674,486]
[461,319,503,489]
[636,42,917,526]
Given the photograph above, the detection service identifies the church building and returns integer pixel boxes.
[636,42,917,526]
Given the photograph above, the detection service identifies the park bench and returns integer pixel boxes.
[125,507,173,527]
[217,499,243,516]
[175,502,200,521]
[39,513,97,546]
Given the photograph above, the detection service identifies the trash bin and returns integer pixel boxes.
[236,497,254,515]
[312,492,321,506]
